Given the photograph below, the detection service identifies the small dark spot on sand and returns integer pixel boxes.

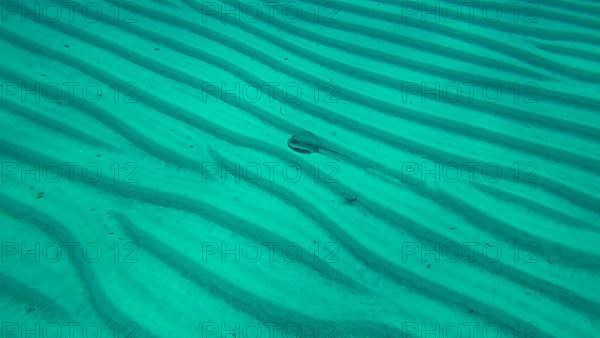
[450,226,455,231]
[427,264,431,268]
[109,232,115,235]
[155,47,160,51]
[36,192,45,199]
[41,74,47,77]
[283,57,288,60]
[468,308,475,314]
[26,306,36,314]
[189,145,194,149]
[64,44,70,48]
[96,153,101,157]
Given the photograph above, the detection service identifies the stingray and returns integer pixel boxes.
[287,130,347,159]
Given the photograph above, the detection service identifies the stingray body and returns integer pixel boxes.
[287,131,346,159]
[287,131,320,154]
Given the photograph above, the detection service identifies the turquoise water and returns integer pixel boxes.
[0,0,599,337]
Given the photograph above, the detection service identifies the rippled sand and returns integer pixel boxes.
[1,0,599,337]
